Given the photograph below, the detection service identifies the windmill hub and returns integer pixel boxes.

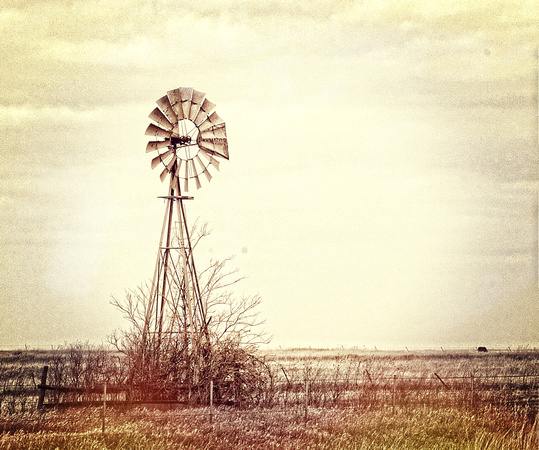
[171,136,191,145]
[169,118,200,160]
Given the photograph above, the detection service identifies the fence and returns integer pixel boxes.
[7,366,537,412]
[2,365,538,416]
[0,368,538,436]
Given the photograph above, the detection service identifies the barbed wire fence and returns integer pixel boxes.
[1,365,538,434]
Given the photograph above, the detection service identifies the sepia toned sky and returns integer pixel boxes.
[0,0,538,349]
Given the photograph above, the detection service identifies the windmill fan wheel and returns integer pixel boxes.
[145,87,229,192]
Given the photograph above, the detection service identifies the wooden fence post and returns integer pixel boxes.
[470,374,474,408]
[304,379,309,422]
[365,370,372,383]
[37,365,48,410]
[209,380,214,424]
[102,383,107,434]
[281,367,291,388]
[392,375,397,413]
[434,373,447,388]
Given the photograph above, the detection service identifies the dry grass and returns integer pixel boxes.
[0,404,537,449]
[1,348,538,448]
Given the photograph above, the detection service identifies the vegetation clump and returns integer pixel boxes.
[108,231,270,406]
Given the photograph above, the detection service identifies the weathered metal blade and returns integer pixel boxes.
[145,123,172,138]
[148,107,173,130]
[190,159,202,189]
[179,87,194,120]
[176,159,183,179]
[151,148,174,169]
[167,88,184,120]
[199,138,229,159]
[165,153,177,173]
[189,89,206,121]
[199,123,227,139]
[193,98,216,126]
[200,149,220,170]
[156,95,178,124]
[196,154,212,182]
[159,153,177,182]
[183,161,189,192]
[146,139,170,153]
[171,174,179,193]
[202,167,212,182]
[159,166,169,183]
[198,111,224,132]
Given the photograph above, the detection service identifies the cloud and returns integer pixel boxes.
[2,0,536,109]
[0,0,537,348]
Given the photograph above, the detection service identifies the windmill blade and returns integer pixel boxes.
[188,90,206,121]
[193,98,216,126]
[146,139,171,153]
[149,107,174,130]
[200,149,221,171]
[195,154,212,182]
[171,174,180,193]
[170,159,183,193]
[175,159,183,184]
[199,147,227,161]
[145,123,172,139]
[201,167,212,182]
[189,159,202,189]
[194,174,202,189]
[167,88,185,120]
[159,154,177,182]
[151,148,174,169]
[179,87,194,120]
[199,123,227,139]
[183,161,189,192]
[198,111,224,132]
[165,153,177,173]
[160,166,169,183]
[199,138,229,159]
[156,95,178,124]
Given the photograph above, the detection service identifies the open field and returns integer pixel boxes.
[1,347,538,448]
[1,404,537,449]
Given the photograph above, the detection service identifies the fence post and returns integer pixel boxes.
[434,372,447,388]
[37,365,48,410]
[392,375,397,413]
[304,379,309,422]
[209,380,214,424]
[365,370,372,383]
[281,367,291,388]
[102,383,107,434]
[470,374,474,409]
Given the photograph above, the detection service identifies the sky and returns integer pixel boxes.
[1,0,538,350]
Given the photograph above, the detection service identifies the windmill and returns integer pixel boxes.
[144,87,228,387]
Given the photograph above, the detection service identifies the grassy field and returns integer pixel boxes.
[0,347,538,449]
[0,403,537,449]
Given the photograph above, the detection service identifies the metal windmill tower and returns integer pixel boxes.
[144,87,229,365]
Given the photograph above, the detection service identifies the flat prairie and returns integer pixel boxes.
[0,347,537,449]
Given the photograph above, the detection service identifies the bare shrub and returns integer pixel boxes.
[0,355,37,415]
[109,226,270,405]
[45,342,126,405]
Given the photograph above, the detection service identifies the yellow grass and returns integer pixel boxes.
[1,348,538,448]
[0,404,537,449]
